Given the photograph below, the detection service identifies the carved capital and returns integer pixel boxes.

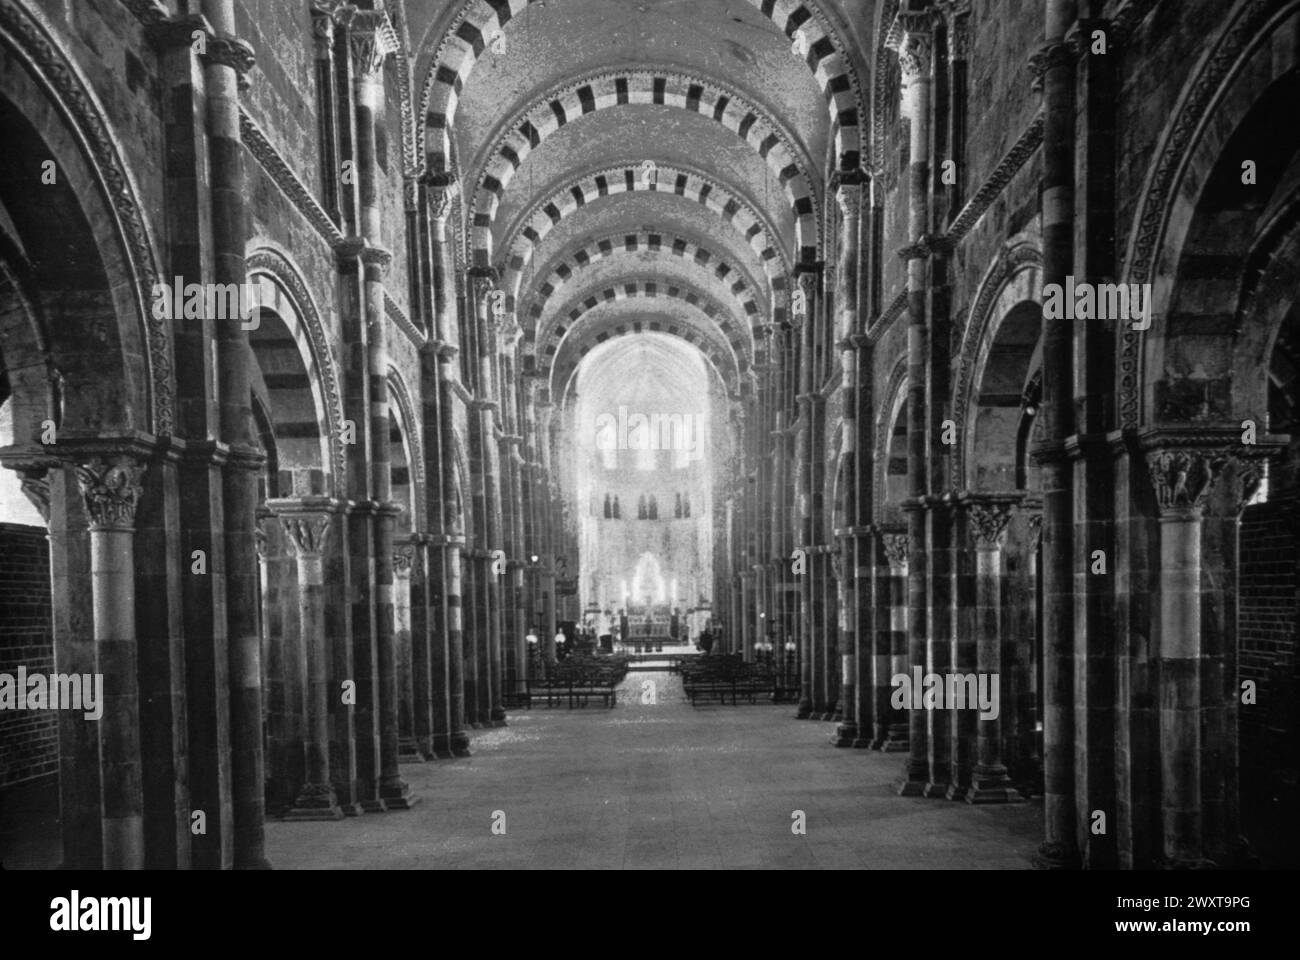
[1027,511,1043,548]
[936,0,972,61]
[962,493,1020,547]
[360,244,393,275]
[428,186,454,223]
[17,470,50,523]
[341,8,395,79]
[203,35,256,76]
[1145,449,1227,518]
[1028,40,1075,89]
[890,13,935,82]
[279,512,332,558]
[74,456,146,531]
[393,544,415,575]
[881,531,910,569]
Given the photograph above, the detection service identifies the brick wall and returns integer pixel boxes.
[1239,495,1299,864]
[0,522,55,787]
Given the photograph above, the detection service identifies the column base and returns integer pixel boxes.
[285,784,345,821]
[895,761,928,796]
[923,780,952,799]
[450,731,472,757]
[832,722,859,746]
[430,734,454,759]
[360,798,389,813]
[398,737,425,764]
[234,856,274,870]
[944,782,969,801]
[880,725,909,752]
[490,706,507,726]
[795,700,813,719]
[379,778,419,810]
[1157,856,1218,870]
[850,737,875,749]
[1032,840,1081,870]
[966,767,1025,804]
[339,801,364,817]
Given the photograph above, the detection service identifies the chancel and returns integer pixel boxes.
[0,0,1295,873]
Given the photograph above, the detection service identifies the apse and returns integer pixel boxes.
[561,332,724,634]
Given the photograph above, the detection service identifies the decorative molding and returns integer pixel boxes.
[385,293,424,346]
[240,109,344,247]
[944,112,1044,243]
[1,0,173,435]
[245,249,348,492]
[74,456,145,531]
[1118,0,1277,431]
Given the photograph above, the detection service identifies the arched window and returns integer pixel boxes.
[637,494,647,519]
[683,493,691,518]
[603,493,612,518]
[612,495,621,519]
[674,492,682,518]
[648,495,658,520]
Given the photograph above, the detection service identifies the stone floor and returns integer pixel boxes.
[265,671,1043,869]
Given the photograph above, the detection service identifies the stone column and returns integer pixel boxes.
[393,543,422,762]
[347,6,414,810]
[273,500,344,821]
[74,453,147,869]
[891,9,934,796]
[880,531,910,752]
[200,0,268,868]
[793,268,820,718]
[963,494,1026,803]
[1143,443,1225,867]
[1030,0,1080,869]
[408,535,436,759]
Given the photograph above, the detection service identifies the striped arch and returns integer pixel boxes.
[421,0,862,175]
[522,231,768,335]
[499,163,791,314]
[387,367,427,533]
[534,277,752,371]
[872,354,908,528]
[548,319,742,401]
[245,246,347,491]
[469,70,820,264]
[950,239,1042,492]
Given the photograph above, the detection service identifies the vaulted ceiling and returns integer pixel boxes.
[405,0,872,406]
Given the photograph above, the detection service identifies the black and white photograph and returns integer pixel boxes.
[0,0,1294,931]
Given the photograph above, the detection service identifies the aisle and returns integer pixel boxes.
[264,671,1041,869]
